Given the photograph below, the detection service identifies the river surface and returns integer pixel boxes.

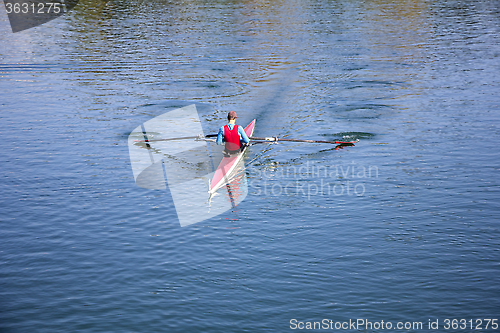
[1,0,499,332]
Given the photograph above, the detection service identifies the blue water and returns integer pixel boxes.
[1,0,499,332]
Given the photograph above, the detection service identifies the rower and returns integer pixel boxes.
[216,111,250,155]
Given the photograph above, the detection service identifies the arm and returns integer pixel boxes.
[238,126,250,143]
[216,126,224,145]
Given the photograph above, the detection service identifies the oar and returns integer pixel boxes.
[249,136,356,144]
[134,134,217,143]
[135,134,356,145]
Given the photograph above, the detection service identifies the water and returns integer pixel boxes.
[1,0,499,331]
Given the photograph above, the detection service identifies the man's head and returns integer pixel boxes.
[227,111,237,121]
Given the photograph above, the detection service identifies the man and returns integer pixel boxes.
[216,111,250,154]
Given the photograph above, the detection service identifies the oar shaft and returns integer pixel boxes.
[249,136,355,144]
[135,134,217,143]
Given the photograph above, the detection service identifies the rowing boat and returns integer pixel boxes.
[209,119,256,195]
[129,104,356,227]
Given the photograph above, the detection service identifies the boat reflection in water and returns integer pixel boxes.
[210,153,248,210]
